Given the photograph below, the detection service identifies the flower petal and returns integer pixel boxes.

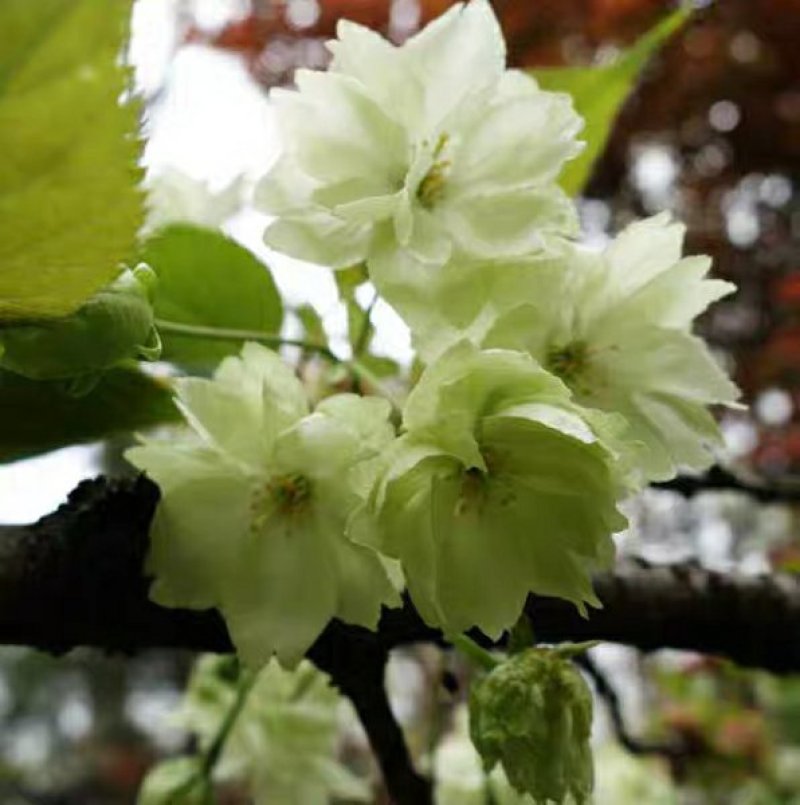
[174,343,308,467]
[125,442,252,610]
[223,512,339,668]
[444,186,578,259]
[451,83,583,194]
[264,214,371,269]
[328,19,421,128]
[275,71,406,187]
[404,0,506,133]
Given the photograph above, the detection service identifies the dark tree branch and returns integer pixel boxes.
[574,654,684,758]
[4,476,800,802]
[311,624,432,805]
[525,559,800,674]
[5,475,800,672]
[655,464,800,504]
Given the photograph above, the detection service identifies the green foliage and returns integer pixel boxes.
[295,303,327,349]
[533,8,690,196]
[0,266,158,380]
[334,264,373,353]
[0,367,178,464]
[358,353,400,379]
[137,757,210,805]
[140,225,283,368]
[469,648,594,804]
[0,0,144,322]
[168,655,371,803]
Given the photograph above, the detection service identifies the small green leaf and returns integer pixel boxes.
[137,757,210,805]
[334,264,368,302]
[533,8,690,196]
[141,225,283,369]
[0,368,178,464]
[346,297,375,354]
[358,353,400,379]
[333,264,377,355]
[0,267,157,380]
[0,0,144,322]
[296,303,327,348]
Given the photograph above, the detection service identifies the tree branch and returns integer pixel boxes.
[574,654,685,758]
[3,476,800,671]
[5,475,800,801]
[654,464,800,504]
[310,623,432,805]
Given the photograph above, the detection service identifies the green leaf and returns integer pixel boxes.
[0,0,144,322]
[296,303,327,348]
[0,367,178,464]
[137,757,210,805]
[346,297,375,354]
[333,264,377,355]
[358,354,400,379]
[140,225,283,369]
[334,264,368,303]
[532,8,690,196]
[0,267,158,380]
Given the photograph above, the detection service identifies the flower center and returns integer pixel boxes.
[546,340,588,385]
[456,466,487,515]
[270,473,312,513]
[250,473,312,533]
[417,133,451,209]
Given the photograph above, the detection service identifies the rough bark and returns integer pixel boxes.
[4,475,800,673]
[4,474,800,803]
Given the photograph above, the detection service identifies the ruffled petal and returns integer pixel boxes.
[404,0,506,133]
[444,186,578,259]
[126,441,253,610]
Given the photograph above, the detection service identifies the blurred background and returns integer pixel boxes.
[0,0,799,801]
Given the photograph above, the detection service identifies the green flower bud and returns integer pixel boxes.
[137,757,211,805]
[0,266,160,380]
[468,647,594,805]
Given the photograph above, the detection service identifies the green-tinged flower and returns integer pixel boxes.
[362,342,627,637]
[469,648,594,805]
[126,342,400,668]
[388,249,564,367]
[137,757,210,805]
[435,704,536,805]
[434,706,498,805]
[256,0,581,281]
[0,265,160,380]
[482,214,741,481]
[591,744,678,805]
[143,167,243,235]
[178,655,370,805]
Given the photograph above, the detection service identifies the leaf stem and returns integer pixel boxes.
[201,668,257,778]
[451,634,501,672]
[155,317,404,413]
[154,318,340,363]
[353,291,379,357]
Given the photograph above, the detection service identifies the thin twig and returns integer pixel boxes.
[451,634,501,671]
[201,668,257,777]
[155,318,340,363]
[574,654,686,758]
